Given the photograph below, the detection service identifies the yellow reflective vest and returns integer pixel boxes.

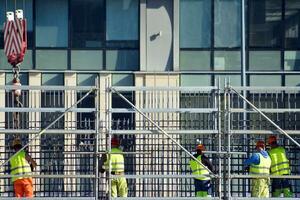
[10,150,32,183]
[104,148,125,173]
[189,155,210,180]
[249,153,271,175]
[268,146,290,175]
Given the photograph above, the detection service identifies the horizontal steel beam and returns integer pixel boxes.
[111,86,217,92]
[0,85,96,91]
[111,174,219,179]
[231,130,300,135]
[0,129,96,134]
[231,108,300,113]
[113,198,219,200]
[232,86,300,91]
[109,108,218,113]
[231,198,297,200]
[0,107,96,112]
[0,198,95,200]
[110,130,219,135]
[229,174,300,179]
[0,174,95,178]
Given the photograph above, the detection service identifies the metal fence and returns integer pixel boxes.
[0,82,299,199]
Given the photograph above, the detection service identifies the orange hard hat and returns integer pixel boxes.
[111,137,119,146]
[196,144,205,151]
[256,140,265,149]
[268,135,277,145]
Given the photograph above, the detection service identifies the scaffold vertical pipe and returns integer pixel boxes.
[217,79,222,200]
[227,82,232,200]
[106,77,112,200]
[95,78,99,200]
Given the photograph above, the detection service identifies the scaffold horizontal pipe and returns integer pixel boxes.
[231,198,297,200]
[231,108,300,113]
[229,174,300,179]
[111,86,217,92]
[111,174,219,179]
[0,198,95,200]
[232,86,300,91]
[0,129,95,134]
[112,198,219,200]
[0,85,96,91]
[0,107,96,112]
[63,151,151,155]
[231,130,300,135]
[110,130,219,135]
[109,108,218,113]
[0,174,95,178]
[204,151,247,155]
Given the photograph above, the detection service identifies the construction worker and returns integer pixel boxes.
[189,144,213,197]
[10,138,37,198]
[100,137,128,197]
[267,135,292,197]
[244,140,271,197]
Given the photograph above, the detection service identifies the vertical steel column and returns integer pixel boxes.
[95,78,99,200]
[106,78,112,200]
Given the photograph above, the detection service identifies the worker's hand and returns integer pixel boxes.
[244,166,249,172]
[100,168,105,173]
[30,164,34,172]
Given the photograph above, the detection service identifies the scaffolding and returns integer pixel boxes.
[0,79,300,199]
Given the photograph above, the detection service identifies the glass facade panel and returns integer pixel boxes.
[285,75,300,86]
[0,50,32,70]
[285,0,300,48]
[249,0,282,47]
[71,50,103,70]
[215,75,241,88]
[36,50,68,70]
[284,51,300,71]
[42,73,64,85]
[249,75,281,86]
[249,51,281,70]
[36,0,68,47]
[71,0,104,48]
[214,0,241,47]
[180,74,211,86]
[180,51,210,70]
[214,51,241,70]
[106,50,139,71]
[106,0,138,41]
[112,74,134,86]
[77,74,98,86]
[180,0,211,48]
[5,73,28,85]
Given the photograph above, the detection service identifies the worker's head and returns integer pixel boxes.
[196,144,205,154]
[111,137,120,147]
[12,138,22,151]
[268,135,278,147]
[256,140,265,151]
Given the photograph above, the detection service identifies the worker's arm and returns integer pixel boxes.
[243,153,260,167]
[201,155,213,172]
[25,154,37,171]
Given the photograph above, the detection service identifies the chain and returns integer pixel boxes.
[12,64,22,129]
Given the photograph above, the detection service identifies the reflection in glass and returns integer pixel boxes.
[285,0,300,48]
[71,0,104,48]
[249,0,282,47]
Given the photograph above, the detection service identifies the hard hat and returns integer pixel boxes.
[111,137,119,146]
[12,138,22,147]
[196,144,205,151]
[268,135,277,145]
[256,140,265,149]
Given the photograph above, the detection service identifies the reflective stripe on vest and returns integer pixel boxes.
[189,155,210,181]
[10,150,32,182]
[268,147,290,175]
[250,153,271,175]
[104,148,125,173]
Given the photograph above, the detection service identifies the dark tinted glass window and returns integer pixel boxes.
[71,0,104,48]
[285,0,300,48]
[249,0,282,47]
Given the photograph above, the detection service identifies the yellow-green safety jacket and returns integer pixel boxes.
[189,155,210,180]
[104,148,125,173]
[250,153,271,176]
[268,146,290,175]
[10,150,32,183]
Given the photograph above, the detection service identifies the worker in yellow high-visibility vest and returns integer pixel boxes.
[244,140,271,197]
[189,144,213,197]
[100,137,128,197]
[10,138,37,198]
[267,135,293,197]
